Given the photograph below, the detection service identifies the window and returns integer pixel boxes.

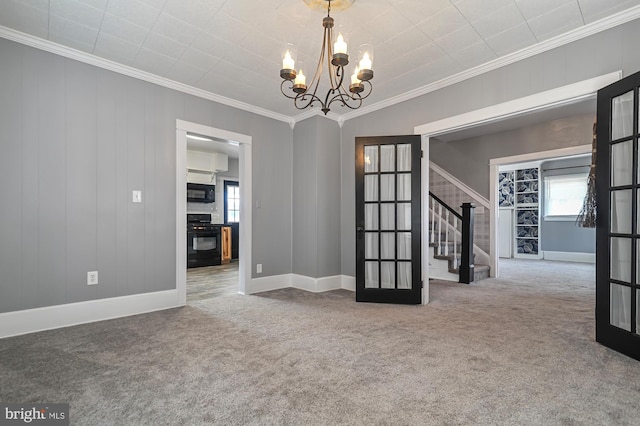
[224,181,239,223]
[544,173,588,219]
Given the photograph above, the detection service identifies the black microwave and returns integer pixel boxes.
[187,183,215,203]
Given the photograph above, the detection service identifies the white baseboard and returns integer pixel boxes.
[0,290,181,339]
[341,275,355,292]
[292,274,343,292]
[0,274,356,339]
[245,274,292,294]
[250,273,355,294]
[542,251,595,263]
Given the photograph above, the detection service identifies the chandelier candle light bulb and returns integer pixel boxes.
[280,43,297,79]
[334,33,347,54]
[349,66,364,94]
[357,44,374,81]
[283,51,295,70]
[293,69,307,93]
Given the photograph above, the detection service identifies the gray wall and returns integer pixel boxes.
[292,116,341,278]
[540,157,595,254]
[340,19,640,276]
[431,113,595,199]
[0,38,292,314]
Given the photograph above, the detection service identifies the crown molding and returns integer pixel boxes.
[2,4,640,128]
[291,108,342,124]
[0,25,293,125]
[339,5,640,123]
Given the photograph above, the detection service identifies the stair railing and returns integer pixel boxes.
[428,192,475,284]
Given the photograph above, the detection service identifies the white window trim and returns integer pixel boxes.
[543,172,589,220]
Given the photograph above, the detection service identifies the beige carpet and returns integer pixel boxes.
[1,259,639,425]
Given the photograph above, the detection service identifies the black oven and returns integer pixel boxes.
[187,183,215,203]
[187,214,221,268]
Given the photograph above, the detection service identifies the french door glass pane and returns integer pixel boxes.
[380,145,395,172]
[397,203,411,230]
[381,262,395,288]
[365,175,378,201]
[637,290,640,335]
[610,282,631,331]
[637,190,640,233]
[398,262,411,289]
[397,144,411,171]
[381,232,395,259]
[381,175,395,201]
[365,204,378,230]
[397,174,411,201]
[365,233,378,258]
[611,189,632,234]
[398,232,411,259]
[380,204,395,230]
[365,261,379,288]
[611,237,632,283]
[637,240,640,284]
[364,146,378,173]
[612,90,634,140]
[611,141,633,187]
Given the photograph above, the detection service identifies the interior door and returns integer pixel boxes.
[355,135,421,304]
[596,70,640,360]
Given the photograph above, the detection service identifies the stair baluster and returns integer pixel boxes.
[444,210,450,256]
[453,216,458,268]
[428,192,475,284]
[430,197,436,245]
[437,204,443,255]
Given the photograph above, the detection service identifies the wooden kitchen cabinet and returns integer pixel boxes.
[221,226,232,264]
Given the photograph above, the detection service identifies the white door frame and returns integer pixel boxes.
[176,120,252,304]
[414,71,621,279]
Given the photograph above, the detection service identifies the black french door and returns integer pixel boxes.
[596,70,640,360]
[355,135,422,304]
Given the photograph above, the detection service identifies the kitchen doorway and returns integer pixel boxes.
[176,120,252,306]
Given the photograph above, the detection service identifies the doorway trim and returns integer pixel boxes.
[414,71,621,279]
[176,120,252,304]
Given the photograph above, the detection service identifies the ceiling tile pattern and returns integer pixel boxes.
[0,0,638,117]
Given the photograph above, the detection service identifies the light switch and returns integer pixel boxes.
[132,190,142,203]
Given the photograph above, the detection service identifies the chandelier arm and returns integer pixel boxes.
[327,27,338,91]
[293,92,324,110]
[280,79,302,100]
[326,88,362,111]
[353,80,373,100]
[326,80,373,111]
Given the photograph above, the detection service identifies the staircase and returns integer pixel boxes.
[428,192,490,283]
[429,239,491,282]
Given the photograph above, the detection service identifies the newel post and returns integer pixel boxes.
[459,202,475,284]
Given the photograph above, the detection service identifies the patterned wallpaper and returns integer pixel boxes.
[498,171,514,207]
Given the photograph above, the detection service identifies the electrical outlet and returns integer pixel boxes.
[256,264,262,274]
[87,271,98,286]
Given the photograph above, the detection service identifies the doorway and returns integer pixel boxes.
[176,120,252,305]
[415,72,620,280]
[492,150,594,268]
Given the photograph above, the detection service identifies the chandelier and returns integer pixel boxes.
[279,0,374,115]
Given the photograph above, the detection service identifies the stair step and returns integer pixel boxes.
[450,264,490,282]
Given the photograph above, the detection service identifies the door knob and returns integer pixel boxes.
[356,226,364,233]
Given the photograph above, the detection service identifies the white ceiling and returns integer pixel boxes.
[0,0,639,120]
[187,133,239,158]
